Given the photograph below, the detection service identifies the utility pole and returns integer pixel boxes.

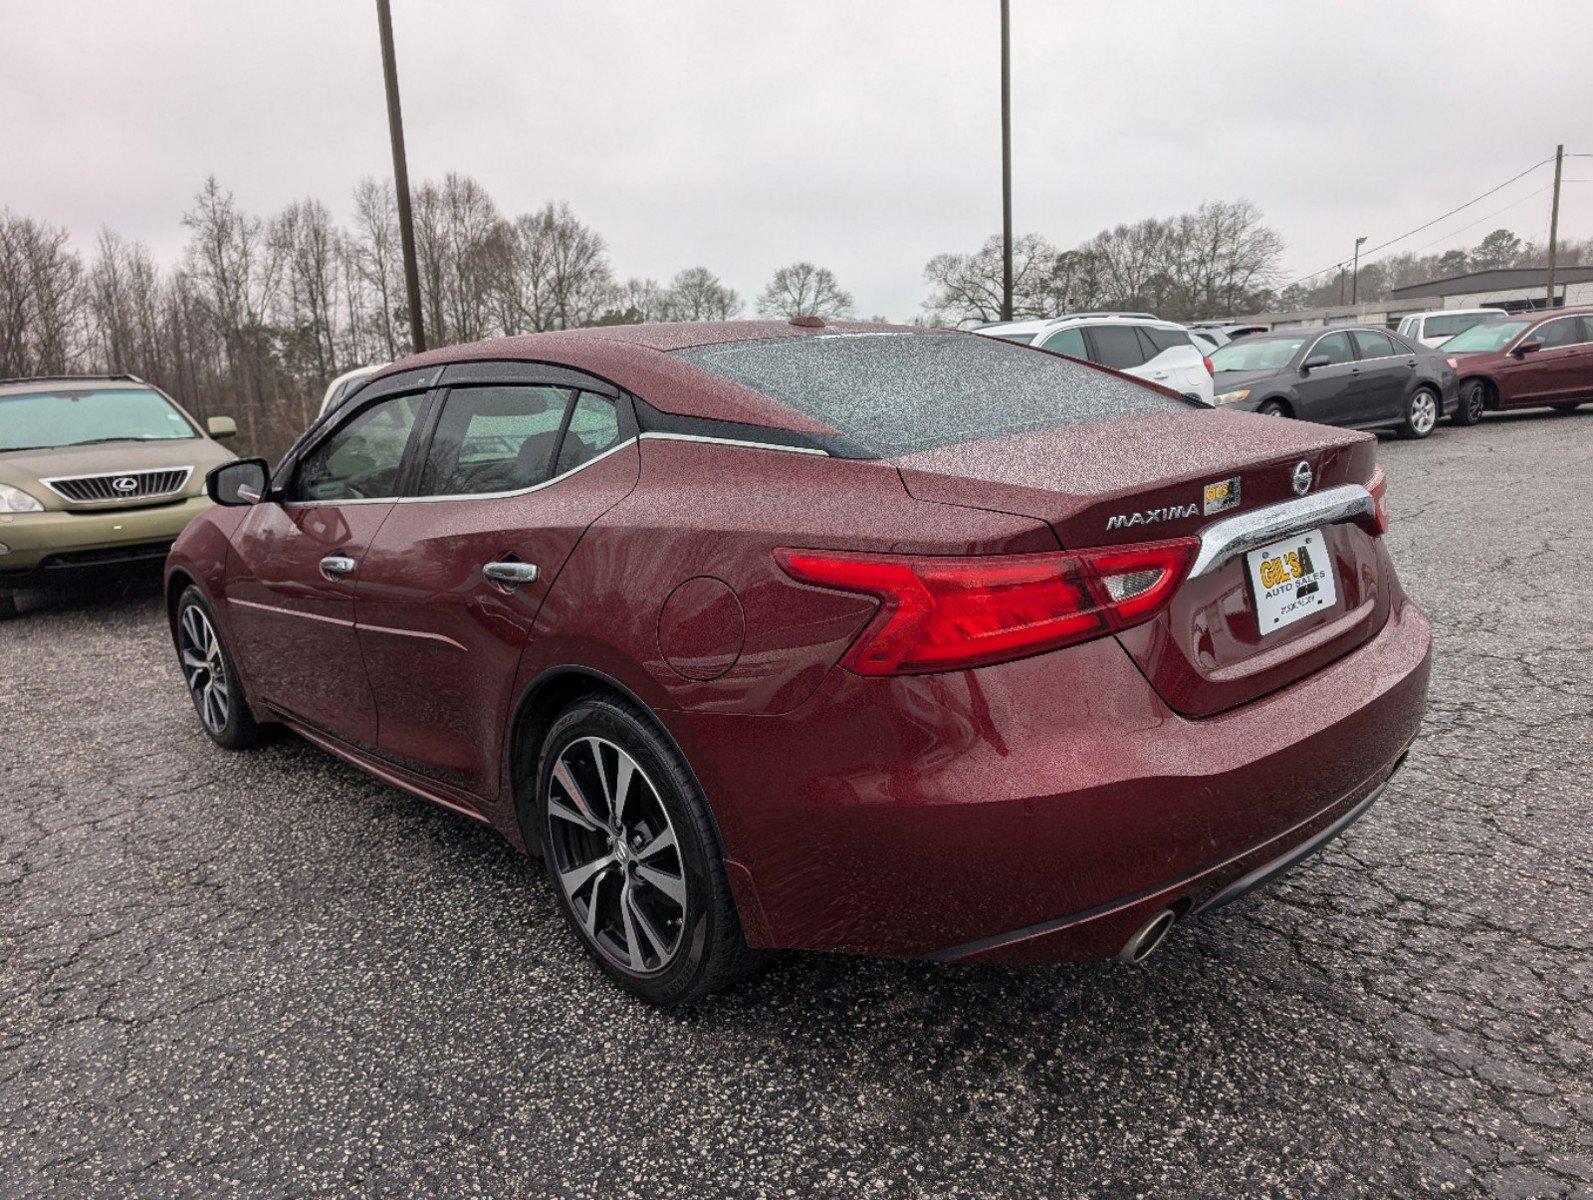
[1338,265,1346,305]
[1350,235,1367,306]
[1546,143,1564,310]
[1000,0,1013,321]
[376,0,426,353]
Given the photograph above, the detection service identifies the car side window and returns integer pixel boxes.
[1311,332,1355,366]
[1141,327,1192,355]
[292,393,425,502]
[1532,317,1580,349]
[1040,327,1088,358]
[554,392,624,475]
[418,385,575,497]
[1351,330,1397,360]
[1088,325,1150,370]
[1581,316,1593,344]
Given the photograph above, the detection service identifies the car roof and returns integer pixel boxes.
[0,374,152,397]
[373,320,920,434]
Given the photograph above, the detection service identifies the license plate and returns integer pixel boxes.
[1246,529,1337,634]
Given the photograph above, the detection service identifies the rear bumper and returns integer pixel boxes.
[674,595,1431,961]
[0,496,209,586]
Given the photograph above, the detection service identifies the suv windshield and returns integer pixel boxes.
[674,332,1188,457]
[1210,336,1308,373]
[1441,319,1532,354]
[0,387,197,452]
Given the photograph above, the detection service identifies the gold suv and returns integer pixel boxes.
[0,375,236,617]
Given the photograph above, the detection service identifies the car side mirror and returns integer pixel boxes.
[1301,354,1331,372]
[1512,339,1542,357]
[207,458,269,506]
[206,415,237,439]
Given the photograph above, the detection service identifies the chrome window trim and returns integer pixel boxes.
[39,465,193,505]
[638,431,831,456]
[1189,483,1374,578]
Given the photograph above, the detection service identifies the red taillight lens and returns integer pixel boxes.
[775,538,1197,675]
[1203,355,1215,377]
[1362,465,1389,536]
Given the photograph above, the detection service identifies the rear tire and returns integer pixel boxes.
[1452,379,1487,426]
[535,694,764,1006]
[1397,387,1439,439]
[1552,401,1583,414]
[0,590,16,620]
[1258,400,1289,418]
[175,586,272,749]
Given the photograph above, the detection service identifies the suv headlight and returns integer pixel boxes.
[0,483,45,513]
[1214,389,1251,406]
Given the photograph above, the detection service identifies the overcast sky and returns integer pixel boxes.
[6,1,1591,320]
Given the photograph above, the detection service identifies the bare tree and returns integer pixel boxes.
[756,262,853,320]
[0,211,89,376]
[500,202,616,333]
[661,266,742,321]
[351,177,406,360]
[921,233,1059,325]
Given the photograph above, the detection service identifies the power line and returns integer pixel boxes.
[1279,155,1559,291]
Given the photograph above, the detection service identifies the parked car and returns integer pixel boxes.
[1191,321,1268,342]
[975,315,1215,404]
[168,320,1430,1005]
[317,363,385,419]
[1440,307,1593,423]
[1208,326,1457,438]
[1394,307,1507,348]
[1190,329,1225,354]
[0,374,235,618]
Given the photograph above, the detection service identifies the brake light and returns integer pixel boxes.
[1362,465,1389,536]
[1203,355,1215,377]
[775,538,1197,675]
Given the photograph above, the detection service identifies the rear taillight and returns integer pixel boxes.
[775,538,1197,675]
[1203,355,1215,377]
[1362,465,1389,536]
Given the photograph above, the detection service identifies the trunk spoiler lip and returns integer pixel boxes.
[1188,483,1374,579]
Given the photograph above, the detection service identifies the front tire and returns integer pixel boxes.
[1258,400,1289,418]
[535,694,762,1006]
[175,586,271,749]
[0,590,16,620]
[1452,380,1487,426]
[1552,401,1583,414]
[1398,387,1439,439]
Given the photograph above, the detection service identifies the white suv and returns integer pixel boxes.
[1395,308,1506,348]
[977,315,1215,404]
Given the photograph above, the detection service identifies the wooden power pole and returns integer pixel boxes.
[1546,143,1564,310]
[376,0,426,353]
[1000,0,1013,321]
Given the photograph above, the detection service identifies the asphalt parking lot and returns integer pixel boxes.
[2,411,1589,1199]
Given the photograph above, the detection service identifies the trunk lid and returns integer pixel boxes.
[893,409,1390,716]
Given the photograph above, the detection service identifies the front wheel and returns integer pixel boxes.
[1258,400,1289,418]
[1552,401,1583,414]
[175,586,272,749]
[0,590,16,620]
[1452,380,1486,426]
[536,694,762,1006]
[1398,387,1439,439]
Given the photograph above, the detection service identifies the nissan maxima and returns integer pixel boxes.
[1209,326,1457,438]
[167,320,1431,1005]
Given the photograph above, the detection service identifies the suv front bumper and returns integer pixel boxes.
[0,496,212,587]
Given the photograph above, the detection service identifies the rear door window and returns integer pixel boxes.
[1088,325,1151,370]
[418,385,575,496]
[554,393,625,474]
[1351,331,1398,360]
[1141,326,1192,355]
[674,331,1189,458]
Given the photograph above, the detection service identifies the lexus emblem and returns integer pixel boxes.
[111,476,139,494]
[1291,461,1313,496]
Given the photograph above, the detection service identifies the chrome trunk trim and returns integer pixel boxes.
[1189,483,1374,578]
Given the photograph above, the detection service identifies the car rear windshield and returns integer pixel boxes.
[1441,319,1531,353]
[1209,336,1308,372]
[673,332,1189,457]
[0,387,197,451]
[1423,312,1497,339]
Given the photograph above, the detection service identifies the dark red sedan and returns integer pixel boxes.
[167,320,1430,1005]
[1443,306,1593,422]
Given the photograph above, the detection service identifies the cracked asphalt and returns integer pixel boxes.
[2,410,1590,1199]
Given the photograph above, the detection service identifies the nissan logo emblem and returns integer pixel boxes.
[1291,461,1313,496]
[111,476,140,494]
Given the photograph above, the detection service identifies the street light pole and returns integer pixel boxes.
[1546,143,1564,310]
[376,0,426,354]
[999,0,1013,321]
[1350,236,1367,306]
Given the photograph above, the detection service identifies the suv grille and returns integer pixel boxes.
[42,467,193,506]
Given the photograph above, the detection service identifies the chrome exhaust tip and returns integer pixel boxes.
[1117,909,1177,964]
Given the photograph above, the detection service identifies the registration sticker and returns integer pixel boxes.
[1246,529,1337,633]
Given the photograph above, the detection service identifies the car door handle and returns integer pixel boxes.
[319,554,356,578]
[484,560,539,587]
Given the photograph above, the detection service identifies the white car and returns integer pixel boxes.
[976,315,1215,405]
[316,363,385,419]
[1395,308,1507,348]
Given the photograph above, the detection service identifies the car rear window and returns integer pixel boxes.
[673,332,1189,457]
